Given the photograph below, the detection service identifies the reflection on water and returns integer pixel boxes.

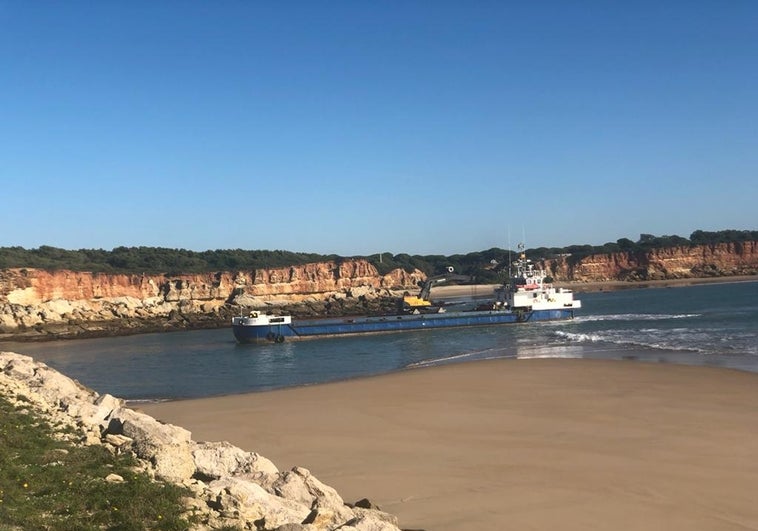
[515,344,585,359]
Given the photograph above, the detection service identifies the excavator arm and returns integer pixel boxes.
[403,268,473,310]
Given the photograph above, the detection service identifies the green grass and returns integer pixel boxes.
[0,394,197,531]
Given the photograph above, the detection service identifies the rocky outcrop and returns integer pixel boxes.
[0,351,404,530]
[545,242,758,282]
[0,260,424,340]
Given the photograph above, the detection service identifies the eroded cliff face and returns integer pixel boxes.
[544,242,758,282]
[1,244,755,340]
[0,260,424,340]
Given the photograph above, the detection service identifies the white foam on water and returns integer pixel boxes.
[573,313,700,323]
[555,329,706,354]
[554,331,604,343]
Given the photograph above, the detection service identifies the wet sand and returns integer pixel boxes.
[141,358,758,530]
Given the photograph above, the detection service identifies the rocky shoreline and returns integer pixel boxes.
[2,274,755,343]
[0,291,406,343]
[1,245,755,342]
[0,350,407,530]
[0,260,420,342]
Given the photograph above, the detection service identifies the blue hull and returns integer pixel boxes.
[232,308,575,344]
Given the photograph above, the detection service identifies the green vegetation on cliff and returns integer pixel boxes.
[0,246,341,276]
[0,394,194,530]
[0,230,755,284]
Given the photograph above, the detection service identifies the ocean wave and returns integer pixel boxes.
[554,331,605,343]
[573,313,700,323]
[554,329,706,354]
[407,346,512,368]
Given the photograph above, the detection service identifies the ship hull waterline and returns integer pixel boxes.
[232,308,576,344]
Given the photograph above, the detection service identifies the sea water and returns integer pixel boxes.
[2,281,756,401]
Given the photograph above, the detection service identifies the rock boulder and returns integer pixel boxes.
[0,351,404,531]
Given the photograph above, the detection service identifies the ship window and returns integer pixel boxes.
[270,317,285,323]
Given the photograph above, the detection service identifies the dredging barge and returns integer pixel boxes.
[232,249,581,344]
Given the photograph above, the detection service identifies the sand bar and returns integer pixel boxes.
[141,359,758,530]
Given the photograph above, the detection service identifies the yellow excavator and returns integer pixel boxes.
[402,267,473,313]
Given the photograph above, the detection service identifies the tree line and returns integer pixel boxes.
[0,230,754,283]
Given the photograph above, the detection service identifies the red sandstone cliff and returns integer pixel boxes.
[0,260,424,339]
[1,244,755,340]
[544,242,758,282]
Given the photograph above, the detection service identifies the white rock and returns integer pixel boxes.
[1,352,36,379]
[193,441,279,486]
[274,466,357,528]
[103,433,133,450]
[0,351,404,531]
[208,477,311,528]
[108,407,195,482]
[339,513,403,531]
[351,507,400,527]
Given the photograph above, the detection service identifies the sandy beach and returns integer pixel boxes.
[141,358,758,530]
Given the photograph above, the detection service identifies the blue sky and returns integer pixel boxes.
[1,2,756,256]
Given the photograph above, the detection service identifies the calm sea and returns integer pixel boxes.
[2,281,756,401]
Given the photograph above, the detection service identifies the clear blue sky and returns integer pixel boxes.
[1,1,756,256]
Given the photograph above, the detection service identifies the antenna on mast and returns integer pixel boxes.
[507,227,512,279]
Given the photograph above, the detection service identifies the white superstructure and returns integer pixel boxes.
[494,246,581,311]
[231,312,292,327]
